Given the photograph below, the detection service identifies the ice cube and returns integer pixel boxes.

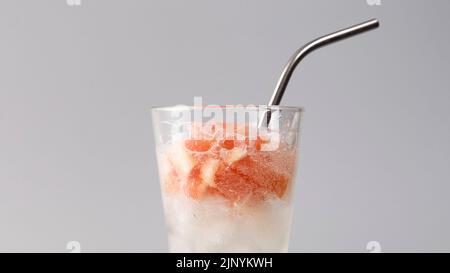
[166,141,194,178]
[200,159,220,187]
[222,147,247,165]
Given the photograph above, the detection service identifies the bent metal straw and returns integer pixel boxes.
[260,19,380,127]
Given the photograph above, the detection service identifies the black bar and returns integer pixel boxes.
[0,253,448,272]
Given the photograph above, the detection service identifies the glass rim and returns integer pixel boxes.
[151,105,304,112]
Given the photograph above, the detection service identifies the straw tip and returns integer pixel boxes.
[369,18,380,27]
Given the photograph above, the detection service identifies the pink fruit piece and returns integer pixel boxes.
[214,155,289,203]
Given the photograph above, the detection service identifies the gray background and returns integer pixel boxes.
[0,0,449,252]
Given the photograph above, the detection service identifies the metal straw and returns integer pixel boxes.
[260,19,380,127]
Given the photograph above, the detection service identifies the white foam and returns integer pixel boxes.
[162,194,293,253]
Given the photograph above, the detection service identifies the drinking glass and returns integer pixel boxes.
[152,105,302,252]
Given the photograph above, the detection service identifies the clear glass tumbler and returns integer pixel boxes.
[152,105,303,252]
